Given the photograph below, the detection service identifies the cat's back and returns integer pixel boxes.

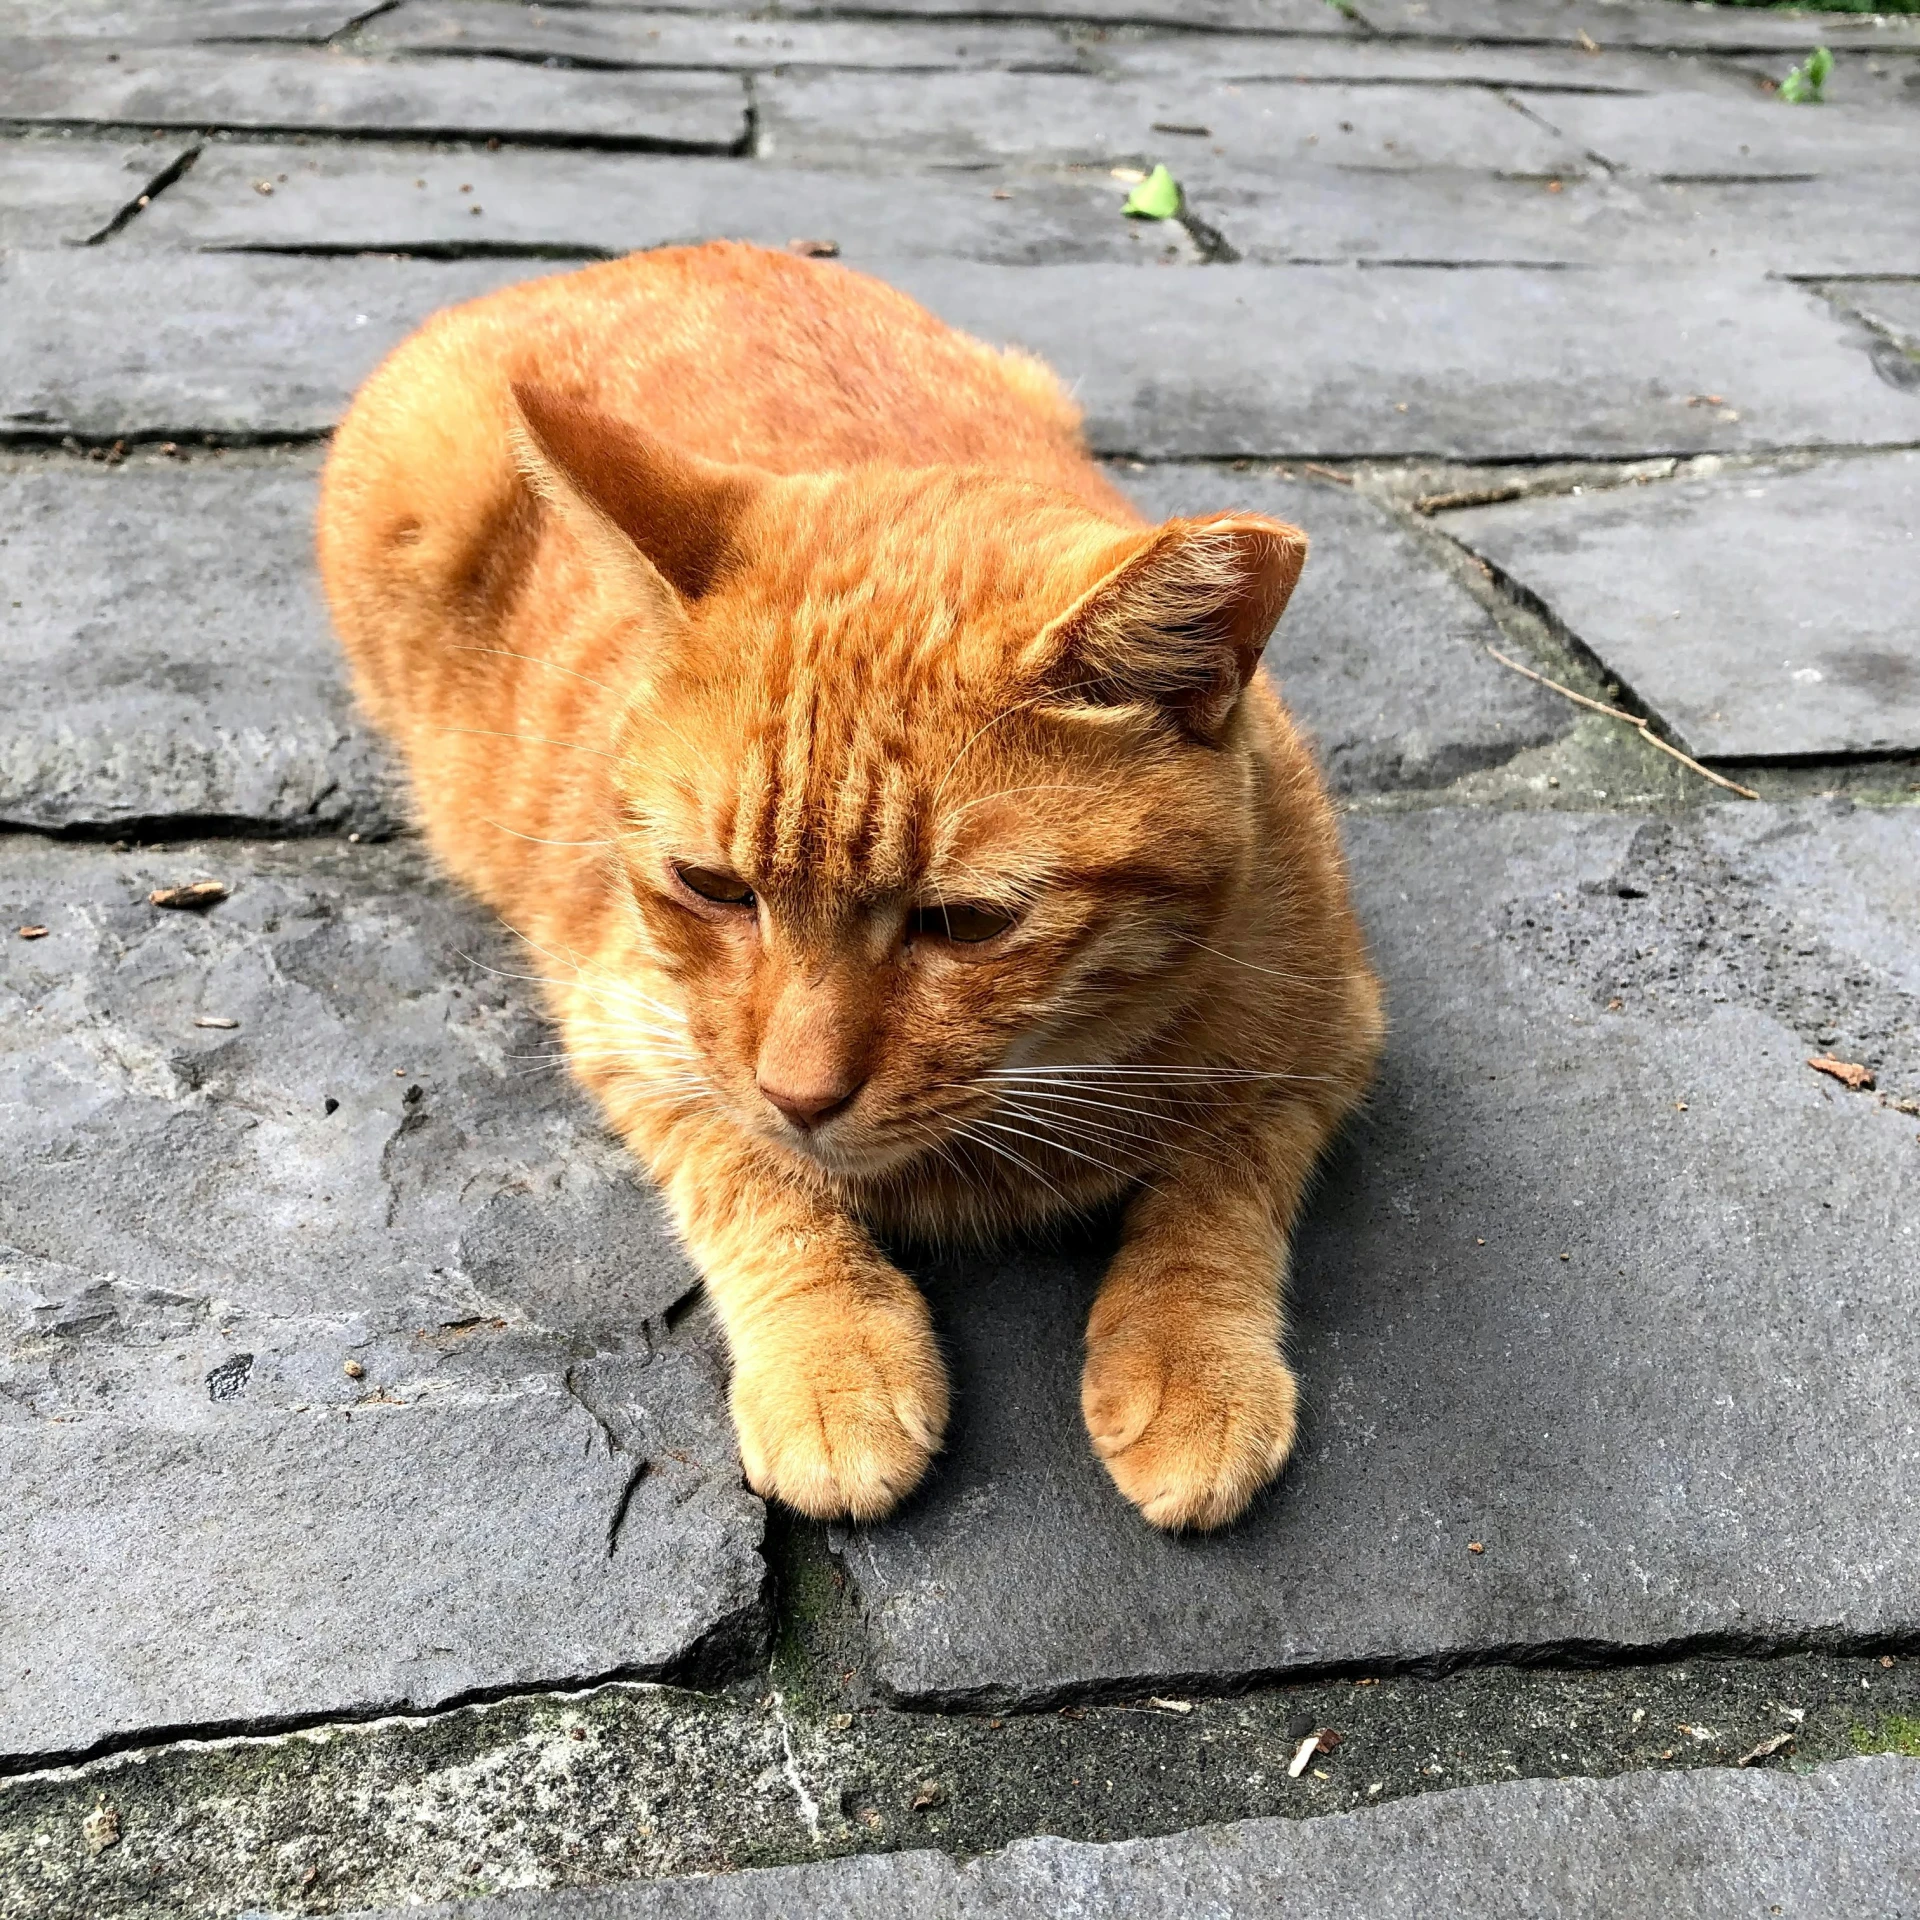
[329,242,1115,495]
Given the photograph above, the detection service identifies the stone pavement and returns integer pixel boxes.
[1,0,1918,1914]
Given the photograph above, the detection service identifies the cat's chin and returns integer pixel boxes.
[764,1122,940,1186]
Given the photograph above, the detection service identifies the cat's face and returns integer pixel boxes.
[513,392,1305,1186]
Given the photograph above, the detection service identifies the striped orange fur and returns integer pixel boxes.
[318,243,1384,1530]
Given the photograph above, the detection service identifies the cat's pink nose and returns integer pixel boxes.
[759,1077,863,1131]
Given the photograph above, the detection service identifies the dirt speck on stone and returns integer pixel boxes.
[1808,1054,1875,1091]
[82,1803,121,1854]
[149,879,229,911]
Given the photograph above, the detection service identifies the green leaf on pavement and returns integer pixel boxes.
[1779,45,1832,103]
[1123,164,1182,220]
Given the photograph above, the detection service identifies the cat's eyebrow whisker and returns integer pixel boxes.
[430,725,620,760]
[446,645,619,695]
[925,677,1109,820]
[479,816,617,849]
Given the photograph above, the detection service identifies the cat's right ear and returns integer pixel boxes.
[507,382,766,628]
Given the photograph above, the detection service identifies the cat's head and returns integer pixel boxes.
[513,387,1308,1186]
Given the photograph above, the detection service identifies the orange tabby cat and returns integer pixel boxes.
[318,242,1384,1531]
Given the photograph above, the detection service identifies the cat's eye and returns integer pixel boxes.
[674,863,756,908]
[911,902,1016,944]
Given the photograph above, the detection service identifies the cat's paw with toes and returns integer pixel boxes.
[1081,1306,1297,1532]
[729,1287,949,1522]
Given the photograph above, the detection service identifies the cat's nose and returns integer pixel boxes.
[758,1077,864,1131]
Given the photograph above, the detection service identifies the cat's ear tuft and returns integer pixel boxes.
[1033,513,1308,742]
[507,382,765,619]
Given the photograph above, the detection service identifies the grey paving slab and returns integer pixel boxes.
[123,143,1200,266]
[1189,165,1920,274]
[758,71,1586,172]
[1534,88,1920,179]
[1088,32,1747,92]
[0,248,528,438]
[0,135,190,247]
[0,834,762,1761]
[1839,279,1920,355]
[833,802,1920,1704]
[0,457,400,835]
[1438,453,1920,760]
[12,250,1913,457]
[362,1,1090,72]
[0,42,748,150]
[1353,0,1920,54]
[881,260,1919,458]
[353,1758,1920,1918]
[556,0,1359,27]
[1115,465,1566,788]
[6,0,365,35]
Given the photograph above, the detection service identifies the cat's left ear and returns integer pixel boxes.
[1031,513,1307,742]
[507,382,766,625]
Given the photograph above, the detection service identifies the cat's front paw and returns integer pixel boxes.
[729,1284,948,1522]
[1081,1299,1297,1531]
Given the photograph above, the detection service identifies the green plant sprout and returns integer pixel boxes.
[1123,164,1182,220]
[1779,46,1833,104]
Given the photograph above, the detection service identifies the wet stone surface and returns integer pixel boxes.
[0,455,400,835]
[1439,452,1920,761]
[840,803,1920,1705]
[0,835,763,1763]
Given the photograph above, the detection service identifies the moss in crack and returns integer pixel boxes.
[1852,1711,1920,1757]
[764,1510,870,1719]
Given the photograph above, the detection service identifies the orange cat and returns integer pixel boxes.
[317,242,1384,1531]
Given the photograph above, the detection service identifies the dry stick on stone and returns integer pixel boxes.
[1482,646,1760,800]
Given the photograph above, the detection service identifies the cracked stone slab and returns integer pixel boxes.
[0,248,531,439]
[1113,465,1565,789]
[11,251,1912,457]
[121,143,1201,266]
[1837,280,1920,355]
[0,835,762,1762]
[880,261,1919,459]
[568,0,1359,26]
[1532,89,1920,180]
[353,1758,1920,1917]
[0,135,190,247]
[1188,167,1920,276]
[6,0,367,34]
[835,802,1920,1705]
[1088,35,1749,91]
[0,42,748,149]
[0,456,402,834]
[1352,0,1920,53]
[1438,453,1920,760]
[363,1,1091,72]
[758,71,1586,172]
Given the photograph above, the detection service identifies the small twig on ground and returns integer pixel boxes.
[1483,646,1760,800]
[1303,462,1353,485]
[1414,483,1527,514]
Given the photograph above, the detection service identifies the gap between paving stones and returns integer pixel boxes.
[2,1636,1917,1917]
